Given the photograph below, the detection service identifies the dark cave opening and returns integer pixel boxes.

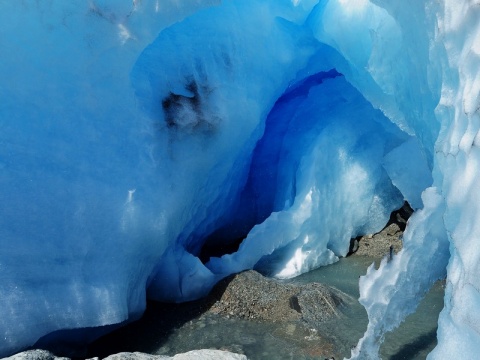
[198,234,245,264]
[196,69,344,264]
[195,66,413,268]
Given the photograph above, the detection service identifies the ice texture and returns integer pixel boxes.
[350,188,450,359]
[1,0,480,358]
[207,74,406,279]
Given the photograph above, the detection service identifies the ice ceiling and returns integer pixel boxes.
[1,0,479,359]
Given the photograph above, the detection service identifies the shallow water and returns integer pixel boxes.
[288,256,444,359]
[88,256,444,360]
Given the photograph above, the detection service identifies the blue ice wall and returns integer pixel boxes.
[2,0,477,358]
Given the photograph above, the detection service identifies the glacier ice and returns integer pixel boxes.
[350,188,450,359]
[1,0,480,358]
[207,73,407,279]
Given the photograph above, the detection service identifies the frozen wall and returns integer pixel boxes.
[1,0,479,358]
[319,0,480,359]
[0,0,223,355]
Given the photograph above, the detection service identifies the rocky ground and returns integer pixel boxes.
[206,270,350,324]
[350,202,412,259]
[83,270,349,360]
[352,222,403,258]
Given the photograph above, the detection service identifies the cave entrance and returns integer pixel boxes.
[199,233,245,264]
[348,201,413,256]
[196,67,415,270]
[196,70,345,264]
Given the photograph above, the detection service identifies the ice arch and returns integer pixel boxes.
[130,0,430,305]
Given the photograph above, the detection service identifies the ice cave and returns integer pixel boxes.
[1,0,479,358]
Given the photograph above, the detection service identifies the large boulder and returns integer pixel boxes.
[207,270,349,327]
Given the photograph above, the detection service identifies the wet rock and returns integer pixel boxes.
[297,283,344,324]
[206,270,348,328]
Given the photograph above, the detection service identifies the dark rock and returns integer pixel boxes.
[161,79,218,134]
[289,295,301,313]
[348,237,360,255]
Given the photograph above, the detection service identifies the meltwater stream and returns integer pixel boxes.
[88,256,444,360]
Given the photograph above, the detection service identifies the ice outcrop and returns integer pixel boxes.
[1,0,479,358]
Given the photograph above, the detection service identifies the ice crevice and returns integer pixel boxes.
[1,0,480,358]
